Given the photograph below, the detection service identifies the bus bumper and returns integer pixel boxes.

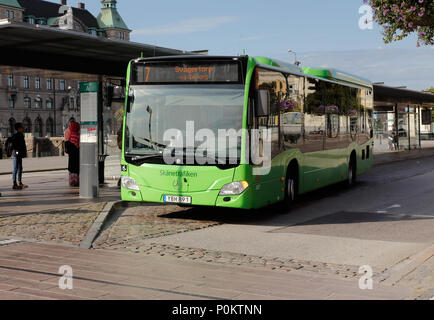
[121,185,254,209]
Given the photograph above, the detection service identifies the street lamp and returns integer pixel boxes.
[288,49,301,66]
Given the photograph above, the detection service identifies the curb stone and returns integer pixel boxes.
[79,201,123,249]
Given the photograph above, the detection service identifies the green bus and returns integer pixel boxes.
[120,55,374,209]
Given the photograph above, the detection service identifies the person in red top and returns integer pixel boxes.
[64,120,80,186]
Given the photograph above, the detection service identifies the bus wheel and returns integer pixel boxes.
[348,155,357,186]
[283,165,298,208]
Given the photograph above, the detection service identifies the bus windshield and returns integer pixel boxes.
[125,84,245,162]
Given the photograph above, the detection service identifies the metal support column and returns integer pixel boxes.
[79,82,99,199]
[98,77,106,185]
[418,105,421,148]
[394,103,399,150]
[408,105,411,150]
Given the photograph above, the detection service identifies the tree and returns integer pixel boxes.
[364,0,434,46]
[422,87,434,93]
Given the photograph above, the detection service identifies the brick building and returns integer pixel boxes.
[0,0,131,138]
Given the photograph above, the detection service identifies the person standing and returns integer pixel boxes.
[64,121,80,187]
[10,123,28,190]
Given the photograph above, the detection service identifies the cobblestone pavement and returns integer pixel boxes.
[0,242,411,300]
[104,243,364,280]
[93,204,221,249]
[92,204,363,281]
[0,203,105,246]
[398,256,434,300]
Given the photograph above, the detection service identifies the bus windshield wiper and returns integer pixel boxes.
[134,136,167,151]
[125,152,164,162]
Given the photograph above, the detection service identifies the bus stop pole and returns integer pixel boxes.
[79,81,99,199]
[98,77,106,185]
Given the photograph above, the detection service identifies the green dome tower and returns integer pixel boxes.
[97,0,131,41]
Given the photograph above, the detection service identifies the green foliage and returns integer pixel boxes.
[365,0,434,46]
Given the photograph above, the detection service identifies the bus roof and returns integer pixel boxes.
[302,67,372,89]
[253,56,304,74]
[252,56,372,89]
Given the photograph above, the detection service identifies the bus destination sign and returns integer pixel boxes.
[134,61,241,84]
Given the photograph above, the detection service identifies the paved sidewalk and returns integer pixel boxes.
[0,156,67,175]
[0,170,120,246]
[2,149,434,177]
[0,170,120,216]
[0,241,412,300]
[373,147,434,165]
[0,155,121,179]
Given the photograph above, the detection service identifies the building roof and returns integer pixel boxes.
[17,0,99,28]
[374,84,434,107]
[97,0,129,30]
[0,20,188,77]
[0,0,22,9]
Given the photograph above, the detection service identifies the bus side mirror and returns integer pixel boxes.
[247,99,253,127]
[256,90,270,117]
[126,89,134,113]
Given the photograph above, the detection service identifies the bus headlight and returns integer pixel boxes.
[219,181,249,196]
[121,176,140,191]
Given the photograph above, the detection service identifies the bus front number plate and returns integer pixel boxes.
[164,195,192,204]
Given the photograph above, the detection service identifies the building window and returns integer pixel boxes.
[23,117,32,134]
[119,32,124,40]
[47,78,52,90]
[8,97,15,109]
[46,118,54,137]
[8,75,14,87]
[35,97,42,109]
[46,99,53,109]
[8,118,16,137]
[34,118,43,137]
[60,79,65,91]
[24,97,31,108]
[24,76,29,89]
[10,11,14,19]
[69,97,75,110]
[35,77,40,89]
[6,10,9,19]
[27,17,35,24]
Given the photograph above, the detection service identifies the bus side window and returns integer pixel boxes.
[281,74,304,150]
[349,88,359,140]
[255,68,286,158]
[304,78,326,152]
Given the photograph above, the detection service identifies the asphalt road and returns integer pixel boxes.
[139,156,434,273]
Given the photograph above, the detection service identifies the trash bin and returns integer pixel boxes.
[98,154,108,185]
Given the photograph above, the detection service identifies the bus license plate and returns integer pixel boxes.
[164,195,192,204]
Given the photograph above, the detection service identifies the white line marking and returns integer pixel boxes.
[0,239,21,246]
[387,204,401,209]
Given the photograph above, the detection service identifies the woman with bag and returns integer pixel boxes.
[64,120,80,186]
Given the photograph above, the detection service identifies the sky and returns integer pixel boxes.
[70,0,433,90]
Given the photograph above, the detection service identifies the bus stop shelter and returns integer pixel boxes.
[373,84,434,153]
[0,20,189,198]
